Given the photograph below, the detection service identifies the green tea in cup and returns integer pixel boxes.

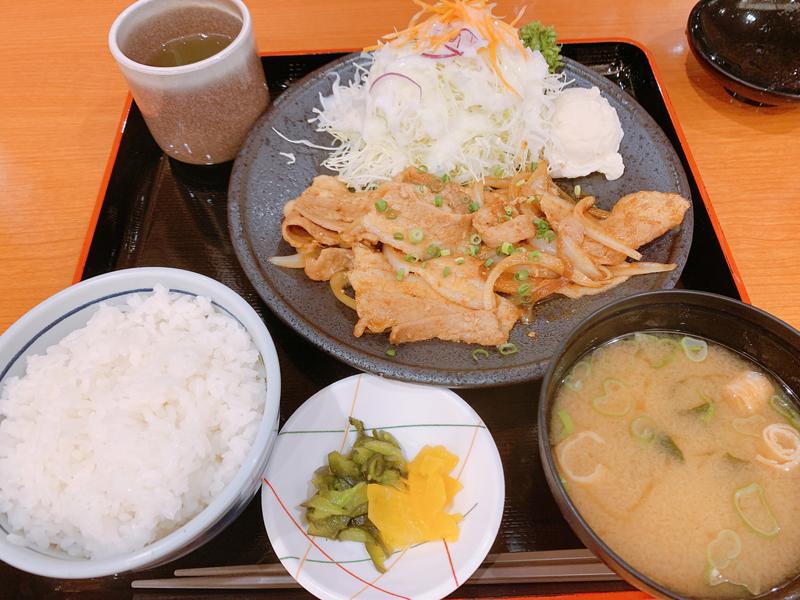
[109,0,269,165]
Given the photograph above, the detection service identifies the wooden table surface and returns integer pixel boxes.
[0,0,799,332]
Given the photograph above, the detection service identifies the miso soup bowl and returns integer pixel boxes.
[538,290,800,599]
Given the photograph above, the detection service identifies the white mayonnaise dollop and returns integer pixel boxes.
[545,86,624,181]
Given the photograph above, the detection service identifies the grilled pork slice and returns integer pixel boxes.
[282,201,341,250]
[348,246,520,345]
[582,191,690,265]
[361,184,472,260]
[473,197,539,249]
[293,175,373,233]
[382,246,486,310]
[304,248,353,281]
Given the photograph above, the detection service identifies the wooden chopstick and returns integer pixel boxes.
[131,549,618,589]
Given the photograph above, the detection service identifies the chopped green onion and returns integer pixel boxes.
[573,184,581,197]
[454,257,465,265]
[529,161,538,172]
[404,254,417,263]
[564,360,591,391]
[769,394,800,431]
[433,195,443,207]
[408,228,424,244]
[471,348,489,361]
[557,410,575,438]
[469,233,482,245]
[468,201,480,213]
[393,232,404,241]
[500,242,514,255]
[504,206,513,216]
[518,283,531,296]
[630,416,656,442]
[492,165,504,177]
[544,230,556,243]
[426,244,441,258]
[417,165,428,173]
[534,218,549,232]
[484,258,494,268]
[385,347,397,357]
[374,199,388,212]
[442,266,451,278]
[395,270,404,281]
[386,208,399,220]
[706,529,741,572]
[528,250,541,261]
[681,336,708,362]
[466,245,480,257]
[734,482,780,537]
[516,246,527,254]
[440,173,450,183]
[591,378,631,417]
[440,248,451,257]
[515,269,529,281]
[497,342,518,356]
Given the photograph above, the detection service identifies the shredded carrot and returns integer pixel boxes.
[365,0,528,95]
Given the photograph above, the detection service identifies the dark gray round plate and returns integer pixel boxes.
[229,54,693,388]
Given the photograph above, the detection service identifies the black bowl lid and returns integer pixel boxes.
[688,0,800,99]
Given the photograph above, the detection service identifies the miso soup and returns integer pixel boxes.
[550,331,800,597]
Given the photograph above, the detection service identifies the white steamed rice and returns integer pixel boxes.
[0,285,266,558]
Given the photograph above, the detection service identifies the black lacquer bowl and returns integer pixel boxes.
[539,290,800,598]
[687,0,800,105]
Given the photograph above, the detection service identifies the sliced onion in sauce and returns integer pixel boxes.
[268,253,307,268]
[329,270,356,310]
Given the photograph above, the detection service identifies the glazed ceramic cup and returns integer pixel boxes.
[109,0,269,165]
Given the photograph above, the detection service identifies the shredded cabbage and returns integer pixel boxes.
[309,39,565,189]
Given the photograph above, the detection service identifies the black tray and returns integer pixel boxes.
[3,42,744,599]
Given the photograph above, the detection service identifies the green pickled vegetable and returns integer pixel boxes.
[733,482,780,537]
[302,417,406,573]
[769,394,800,432]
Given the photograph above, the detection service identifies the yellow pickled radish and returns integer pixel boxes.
[368,445,463,550]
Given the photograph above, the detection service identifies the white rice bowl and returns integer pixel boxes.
[0,268,280,578]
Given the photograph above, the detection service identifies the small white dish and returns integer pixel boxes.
[262,374,504,600]
[0,267,281,578]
